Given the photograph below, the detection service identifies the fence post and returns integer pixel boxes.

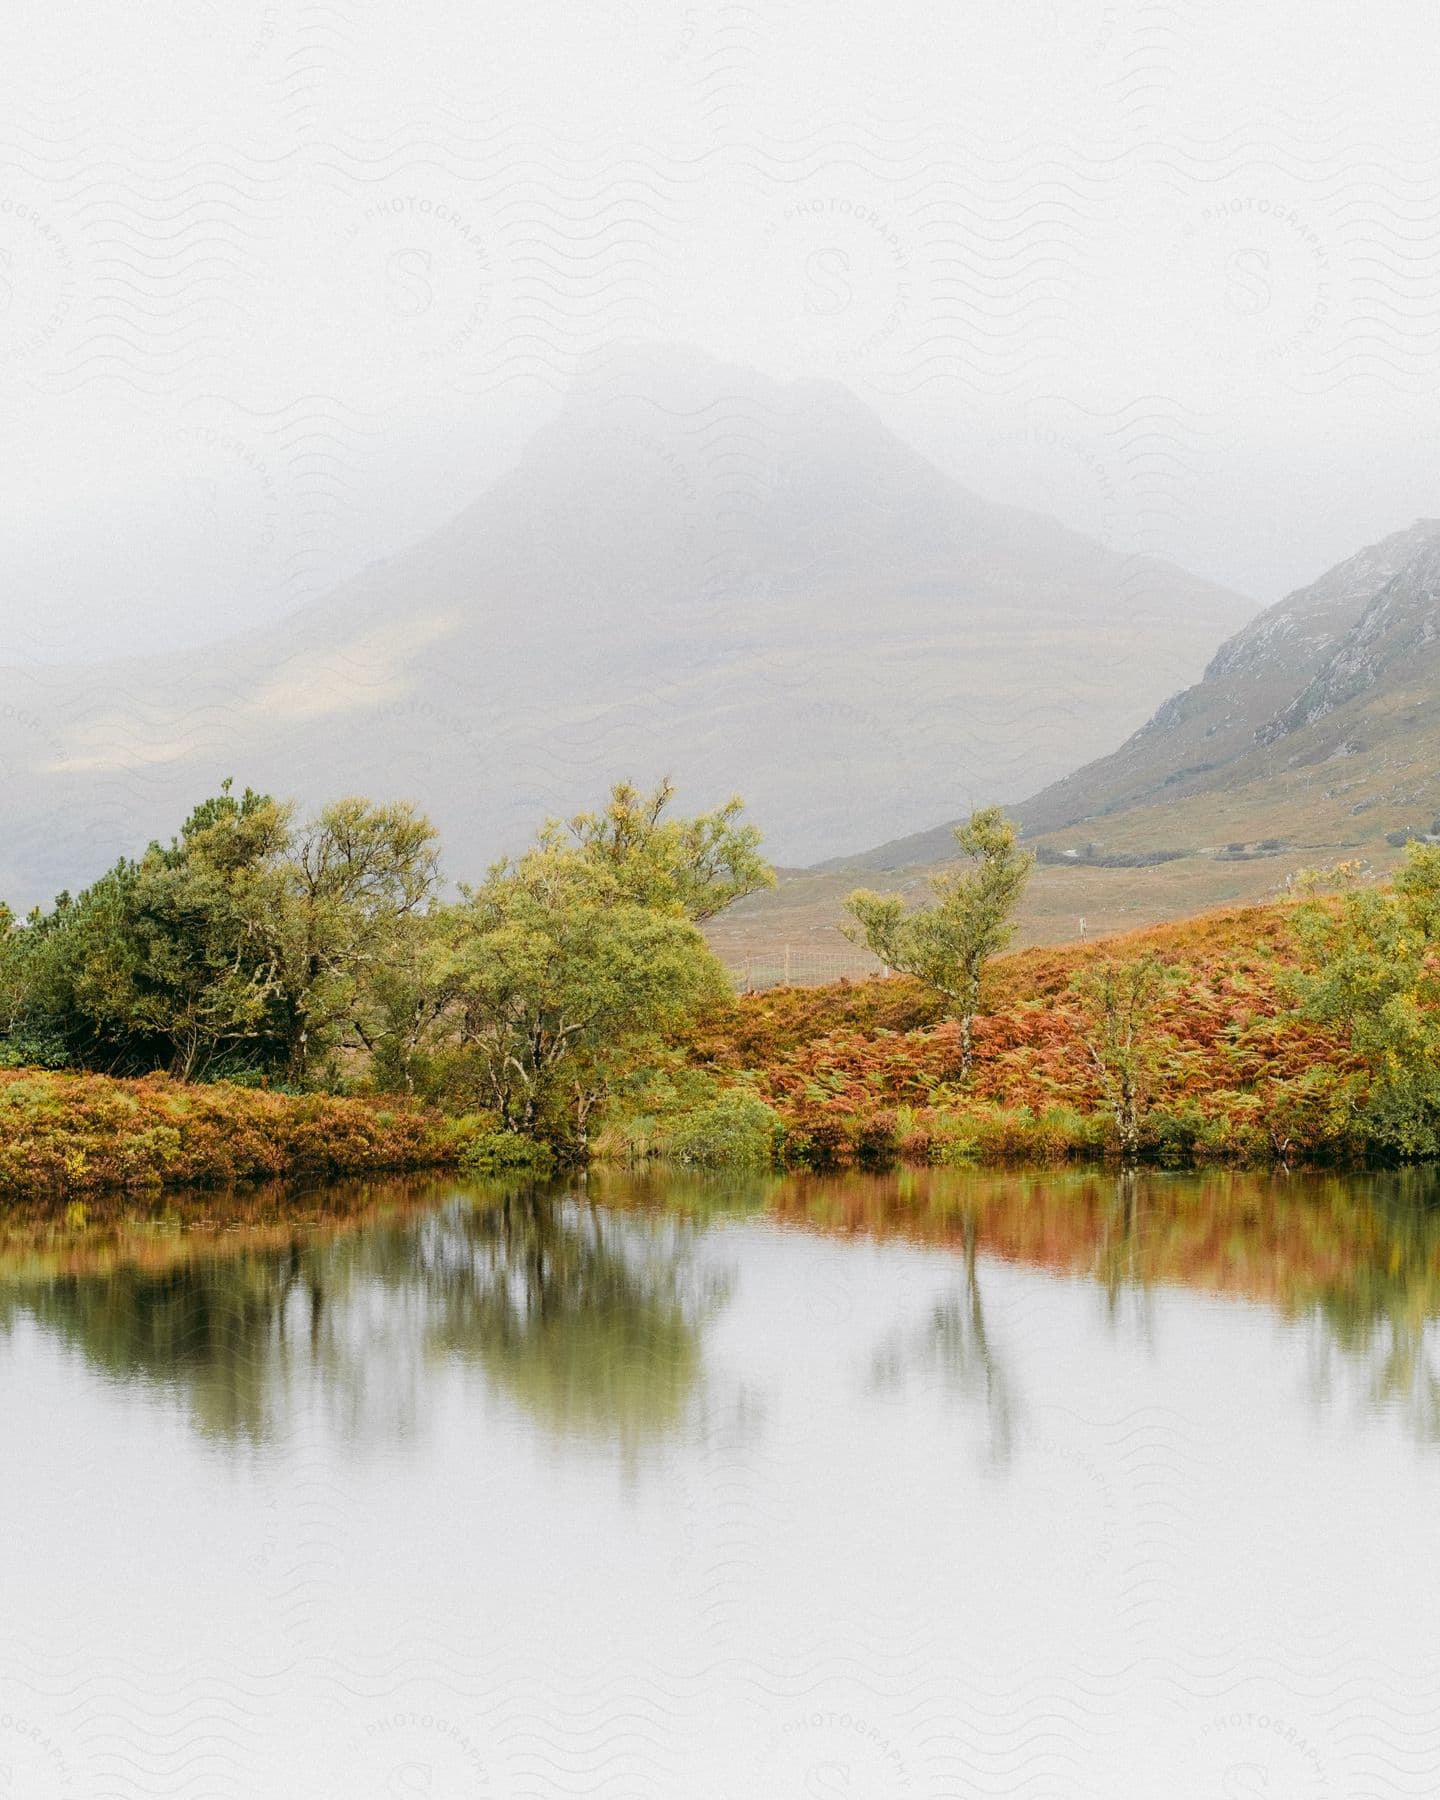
[783,943,791,985]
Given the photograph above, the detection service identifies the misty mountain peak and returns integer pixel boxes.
[0,352,1253,906]
[545,341,933,487]
[566,339,857,416]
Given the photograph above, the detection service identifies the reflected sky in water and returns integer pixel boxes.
[2,1167,1440,1797]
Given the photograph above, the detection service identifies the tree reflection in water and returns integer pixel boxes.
[1296,1170,1440,1441]
[7,1167,1440,1450]
[773,1165,1440,1451]
[1097,1169,1157,1346]
[870,1206,1018,1468]
[0,1186,728,1454]
[413,1191,730,1456]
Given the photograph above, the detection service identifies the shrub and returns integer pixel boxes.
[0,1026,70,1070]
[663,1090,785,1168]
[782,1111,859,1169]
[455,1127,555,1178]
[854,1108,901,1167]
[0,1069,459,1200]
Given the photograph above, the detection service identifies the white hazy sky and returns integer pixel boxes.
[4,0,1440,659]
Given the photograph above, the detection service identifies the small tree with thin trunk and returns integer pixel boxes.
[541,778,774,922]
[842,807,1033,1079]
[1070,952,1182,1163]
[443,844,729,1154]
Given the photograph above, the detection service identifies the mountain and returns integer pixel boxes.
[0,344,1253,909]
[838,518,1440,873]
[702,518,1440,976]
[1016,516,1440,842]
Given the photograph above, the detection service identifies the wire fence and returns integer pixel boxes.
[721,944,888,992]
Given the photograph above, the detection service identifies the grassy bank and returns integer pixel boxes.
[0,901,1393,1197]
[609,901,1368,1171]
[0,1070,468,1201]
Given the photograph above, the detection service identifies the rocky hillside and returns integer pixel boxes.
[1021,517,1440,839]
[715,517,1440,970]
[1260,535,1440,744]
[838,518,1440,876]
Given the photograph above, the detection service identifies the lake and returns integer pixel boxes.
[2,1165,1439,1797]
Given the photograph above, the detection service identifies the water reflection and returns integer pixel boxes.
[6,1167,1440,1798]
[414,1190,729,1451]
[1097,1168,1157,1342]
[871,1209,1017,1467]
[0,1183,726,1451]
[759,1164,1440,1442]
[6,1165,1440,1447]
[1300,1184,1440,1441]
[5,1245,316,1442]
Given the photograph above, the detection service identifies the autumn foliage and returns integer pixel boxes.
[678,902,1363,1168]
[0,1069,462,1201]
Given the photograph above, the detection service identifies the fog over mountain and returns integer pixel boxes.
[841,516,1440,878]
[0,346,1252,909]
[1016,518,1440,838]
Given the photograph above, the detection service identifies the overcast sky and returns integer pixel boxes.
[5,0,1440,661]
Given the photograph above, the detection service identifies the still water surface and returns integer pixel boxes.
[3,1166,1440,1797]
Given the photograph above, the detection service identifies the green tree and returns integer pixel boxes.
[1292,842,1440,1153]
[1070,952,1182,1162]
[356,907,458,1095]
[261,797,442,1083]
[443,844,728,1153]
[22,784,289,1079]
[0,902,67,1067]
[16,785,441,1084]
[843,807,1033,1077]
[544,778,773,921]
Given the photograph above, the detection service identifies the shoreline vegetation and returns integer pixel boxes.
[0,1070,466,1202]
[3,777,1440,1202]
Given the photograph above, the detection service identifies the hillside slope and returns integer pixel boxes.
[835,518,1440,874]
[715,518,1440,971]
[1020,516,1440,841]
[680,901,1363,1168]
[0,345,1251,910]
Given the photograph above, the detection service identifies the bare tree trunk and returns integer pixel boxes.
[957,970,982,1081]
[1119,1073,1140,1163]
[170,1030,200,1083]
